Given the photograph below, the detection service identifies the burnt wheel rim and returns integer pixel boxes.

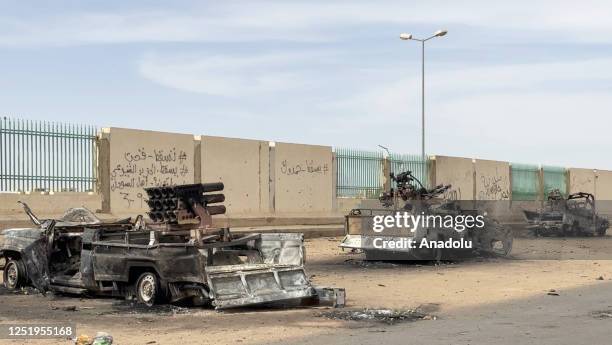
[139,275,156,303]
[6,262,18,288]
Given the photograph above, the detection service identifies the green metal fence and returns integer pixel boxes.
[335,148,384,198]
[0,117,97,192]
[511,163,539,201]
[543,165,567,197]
[390,153,428,188]
[335,148,427,198]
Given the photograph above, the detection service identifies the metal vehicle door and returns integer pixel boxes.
[205,233,315,309]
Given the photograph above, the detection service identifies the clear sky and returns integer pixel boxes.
[1,1,611,169]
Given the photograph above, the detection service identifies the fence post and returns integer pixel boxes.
[566,168,572,194]
[594,169,599,199]
[382,157,391,192]
[332,152,338,211]
[428,156,437,188]
[98,129,111,213]
[538,166,545,205]
[194,136,202,183]
[268,143,276,214]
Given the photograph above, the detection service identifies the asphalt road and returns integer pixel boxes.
[280,280,612,345]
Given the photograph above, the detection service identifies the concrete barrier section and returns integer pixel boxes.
[273,142,333,214]
[201,135,270,215]
[107,127,195,214]
[568,168,595,194]
[0,192,102,217]
[475,159,510,200]
[433,156,474,200]
[596,170,612,200]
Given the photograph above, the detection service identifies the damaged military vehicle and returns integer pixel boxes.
[523,190,609,237]
[340,171,513,260]
[0,182,344,310]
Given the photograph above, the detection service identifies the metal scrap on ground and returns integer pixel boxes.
[319,308,434,324]
[524,190,609,237]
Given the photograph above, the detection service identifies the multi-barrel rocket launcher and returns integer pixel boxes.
[145,182,233,243]
[146,182,226,225]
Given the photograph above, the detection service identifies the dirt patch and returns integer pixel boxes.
[343,257,468,268]
[108,300,192,316]
[0,285,41,296]
[318,308,434,324]
[343,258,400,268]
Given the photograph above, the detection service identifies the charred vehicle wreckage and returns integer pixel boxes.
[0,182,345,309]
[340,171,513,260]
[523,190,609,237]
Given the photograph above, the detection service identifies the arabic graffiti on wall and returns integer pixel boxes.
[477,175,509,200]
[110,147,190,209]
[280,159,329,176]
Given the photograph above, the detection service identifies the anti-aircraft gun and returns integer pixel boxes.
[340,170,513,260]
[379,171,451,207]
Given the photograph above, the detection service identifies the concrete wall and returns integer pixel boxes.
[568,168,596,195]
[595,170,612,200]
[106,127,195,214]
[336,197,384,215]
[273,142,333,214]
[6,122,612,222]
[594,170,612,217]
[0,192,101,216]
[432,155,474,200]
[201,135,270,216]
[474,159,510,200]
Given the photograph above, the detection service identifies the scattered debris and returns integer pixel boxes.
[92,331,113,345]
[75,334,94,345]
[415,303,441,314]
[0,286,40,296]
[591,310,612,319]
[109,301,191,316]
[318,308,434,325]
[344,259,398,268]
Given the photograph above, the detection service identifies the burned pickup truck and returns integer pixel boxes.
[340,171,513,260]
[0,182,344,309]
[523,190,609,237]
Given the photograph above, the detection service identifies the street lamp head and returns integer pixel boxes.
[399,33,413,40]
[434,29,448,37]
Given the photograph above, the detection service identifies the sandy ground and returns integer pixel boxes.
[1,236,612,344]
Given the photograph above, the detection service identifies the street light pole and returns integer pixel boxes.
[421,40,425,161]
[400,30,447,161]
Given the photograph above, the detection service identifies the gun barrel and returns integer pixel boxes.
[207,205,226,215]
[202,193,225,204]
[202,182,224,193]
